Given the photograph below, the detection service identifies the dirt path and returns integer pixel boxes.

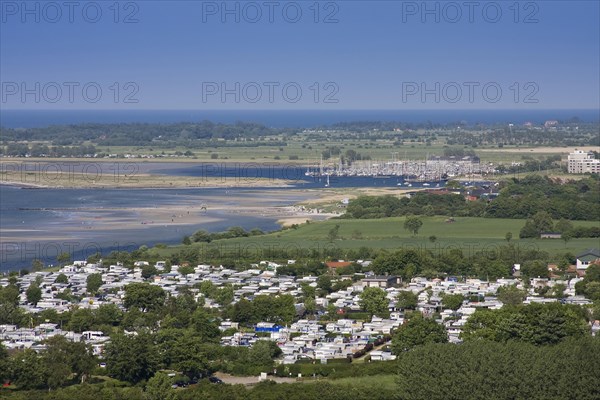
[213,372,299,386]
[352,341,391,363]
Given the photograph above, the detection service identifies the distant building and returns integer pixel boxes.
[361,275,401,288]
[540,232,562,239]
[544,120,559,128]
[325,261,353,269]
[567,150,600,174]
[576,249,600,271]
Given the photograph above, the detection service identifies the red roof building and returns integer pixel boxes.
[325,261,352,269]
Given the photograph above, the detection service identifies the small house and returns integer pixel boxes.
[576,249,600,271]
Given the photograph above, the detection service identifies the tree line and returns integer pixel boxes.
[1,143,97,157]
[0,121,292,147]
[344,175,600,221]
[395,338,600,400]
[519,211,600,238]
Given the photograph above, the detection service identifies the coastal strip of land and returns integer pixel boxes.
[0,171,295,189]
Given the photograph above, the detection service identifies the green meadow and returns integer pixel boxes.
[155,216,600,259]
[99,138,572,166]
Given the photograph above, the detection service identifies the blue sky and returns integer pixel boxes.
[1,0,599,110]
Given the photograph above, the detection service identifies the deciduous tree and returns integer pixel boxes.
[327,224,340,242]
[404,216,423,236]
[359,287,389,317]
[247,340,282,368]
[461,303,588,345]
[26,284,42,306]
[141,265,158,279]
[392,315,447,353]
[522,260,549,278]
[86,273,103,294]
[146,372,176,400]
[56,252,71,265]
[104,332,160,384]
[43,335,96,386]
[441,293,464,311]
[10,349,47,389]
[396,291,418,310]
[497,285,527,306]
[123,283,166,312]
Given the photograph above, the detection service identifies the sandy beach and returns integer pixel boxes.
[0,186,418,245]
[0,169,426,269]
[0,159,299,189]
[0,205,222,242]
[0,187,343,245]
[0,173,294,189]
[297,187,422,206]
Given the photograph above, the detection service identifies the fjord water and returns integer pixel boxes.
[0,185,307,271]
[0,164,454,270]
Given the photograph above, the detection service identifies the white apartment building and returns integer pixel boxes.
[567,150,600,174]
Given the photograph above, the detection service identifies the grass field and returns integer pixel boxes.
[322,374,396,387]
[97,138,588,165]
[154,216,600,259]
[100,141,454,164]
[298,374,397,391]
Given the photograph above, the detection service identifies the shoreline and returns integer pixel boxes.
[0,189,332,269]
[0,159,302,189]
[0,178,296,190]
[0,156,312,165]
[0,182,294,190]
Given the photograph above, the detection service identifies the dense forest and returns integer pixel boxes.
[394,338,600,400]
